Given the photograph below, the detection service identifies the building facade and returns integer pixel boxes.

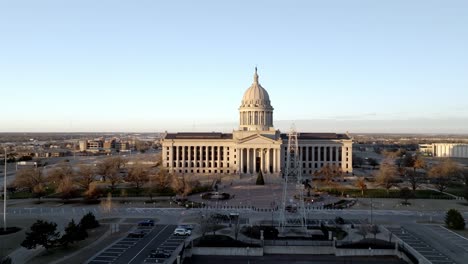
[428,143,468,158]
[162,69,353,178]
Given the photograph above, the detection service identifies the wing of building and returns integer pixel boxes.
[161,68,353,178]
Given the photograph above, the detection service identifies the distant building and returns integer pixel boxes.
[104,139,116,150]
[78,139,104,153]
[419,144,434,156]
[162,69,353,179]
[432,143,468,158]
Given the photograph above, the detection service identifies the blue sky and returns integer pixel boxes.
[1,0,467,133]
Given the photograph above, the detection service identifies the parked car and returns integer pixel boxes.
[177,224,193,230]
[173,228,191,236]
[138,219,155,226]
[149,249,171,258]
[127,230,145,238]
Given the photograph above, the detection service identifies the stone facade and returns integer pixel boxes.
[162,69,353,178]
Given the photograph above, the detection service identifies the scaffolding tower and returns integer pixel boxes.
[278,127,307,233]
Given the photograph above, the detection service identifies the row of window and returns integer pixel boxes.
[172,161,231,168]
[175,169,233,174]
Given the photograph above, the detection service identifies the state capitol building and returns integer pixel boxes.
[162,69,353,180]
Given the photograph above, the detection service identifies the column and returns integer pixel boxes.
[323,146,328,162]
[247,148,251,174]
[217,146,221,168]
[335,146,339,165]
[187,146,191,168]
[194,146,198,168]
[238,148,242,173]
[210,146,214,169]
[311,146,315,166]
[305,146,309,163]
[273,148,277,173]
[176,146,180,168]
[266,148,270,173]
[260,149,264,172]
[205,146,209,168]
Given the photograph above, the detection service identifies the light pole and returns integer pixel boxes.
[3,147,7,231]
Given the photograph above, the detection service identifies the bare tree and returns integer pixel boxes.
[355,177,367,196]
[429,159,460,193]
[376,162,398,194]
[75,164,96,192]
[97,157,126,191]
[56,175,75,200]
[48,165,73,183]
[405,168,424,191]
[154,169,172,189]
[48,165,75,200]
[14,168,46,194]
[412,155,426,173]
[356,225,370,240]
[369,225,380,240]
[126,162,149,193]
[171,175,193,199]
[317,164,343,185]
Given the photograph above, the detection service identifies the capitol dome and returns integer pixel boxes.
[241,68,271,107]
[239,68,274,131]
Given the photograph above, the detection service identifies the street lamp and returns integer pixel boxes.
[3,147,7,231]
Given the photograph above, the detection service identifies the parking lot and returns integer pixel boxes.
[87,224,185,264]
[143,234,186,263]
[426,225,468,253]
[386,227,456,264]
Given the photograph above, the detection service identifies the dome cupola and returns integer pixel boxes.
[239,68,274,131]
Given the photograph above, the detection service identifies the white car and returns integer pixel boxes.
[173,228,191,236]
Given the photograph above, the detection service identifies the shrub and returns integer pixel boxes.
[242,225,278,239]
[445,209,465,230]
[256,170,265,185]
[21,220,60,250]
[80,212,100,229]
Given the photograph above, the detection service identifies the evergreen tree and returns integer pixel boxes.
[256,170,265,185]
[21,220,60,250]
[445,209,466,230]
[80,212,100,229]
[60,220,88,247]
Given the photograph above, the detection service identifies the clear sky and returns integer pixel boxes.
[1,0,467,133]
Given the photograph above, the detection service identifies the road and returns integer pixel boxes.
[189,255,407,264]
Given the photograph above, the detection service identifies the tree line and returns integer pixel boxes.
[11,156,201,201]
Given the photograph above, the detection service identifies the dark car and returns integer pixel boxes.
[149,249,171,258]
[127,230,145,238]
[138,219,155,226]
